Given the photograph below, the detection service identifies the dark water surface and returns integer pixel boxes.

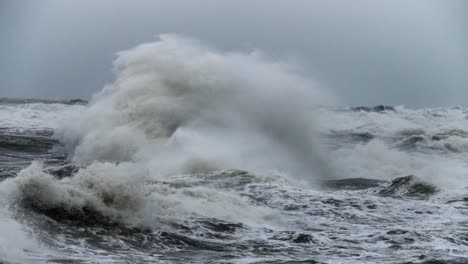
[1,100,468,264]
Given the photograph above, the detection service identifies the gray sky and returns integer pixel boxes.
[1,0,468,107]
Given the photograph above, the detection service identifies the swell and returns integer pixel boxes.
[0,98,87,106]
[327,128,468,153]
[0,134,57,153]
[0,129,66,180]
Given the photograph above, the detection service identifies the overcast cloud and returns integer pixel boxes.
[1,0,468,107]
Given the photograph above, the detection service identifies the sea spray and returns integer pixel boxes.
[56,34,334,180]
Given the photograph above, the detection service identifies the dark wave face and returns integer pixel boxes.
[2,38,468,264]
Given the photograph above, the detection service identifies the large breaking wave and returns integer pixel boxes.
[2,35,335,232]
[57,34,334,177]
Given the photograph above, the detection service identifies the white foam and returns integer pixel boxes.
[318,106,468,136]
[0,184,48,263]
[0,103,84,131]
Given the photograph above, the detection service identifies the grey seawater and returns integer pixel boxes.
[1,101,468,264]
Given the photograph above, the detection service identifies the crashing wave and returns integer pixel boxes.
[4,162,282,228]
[54,34,334,179]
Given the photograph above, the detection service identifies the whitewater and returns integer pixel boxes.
[1,35,468,263]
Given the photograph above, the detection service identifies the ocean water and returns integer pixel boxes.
[1,36,468,264]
